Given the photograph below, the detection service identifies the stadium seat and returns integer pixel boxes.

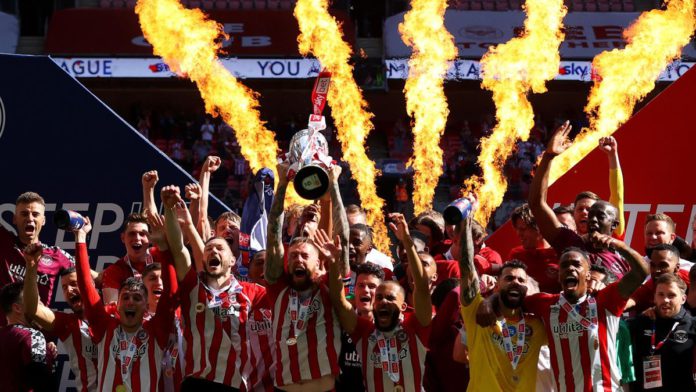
[482,0,495,10]
[111,0,125,7]
[214,0,228,9]
[496,0,510,11]
[509,0,520,9]
[584,0,597,11]
[228,0,241,9]
[126,0,137,8]
[622,0,634,10]
[241,0,254,9]
[99,0,111,7]
[279,0,293,9]
[201,0,214,9]
[571,0,584,10]
[189,0,201,8]
[254,0,267,8]
[470,1,483,10]
[267,0,280,8]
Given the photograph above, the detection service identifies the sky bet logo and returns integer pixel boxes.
[148,63,171,73]
[559,63,590,77]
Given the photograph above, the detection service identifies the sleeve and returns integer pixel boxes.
[250,284,268,310]
[179,267,199,295]
[75,243,108,341]
[549,227,585,254]
[523,292,552,316]
[152,261,177,348]
[101,263,123,291]
[481,247,502,266]
[19,331,32,365]
[349,315,374,343]
[404,312,431,349]
[51,312,73,341]
[609,167,626,238]
[459,292,483,343]
[629,284,653,314]
[597,281,629,316]
[56,247,76,268]
[473,255,491,276]
[266,279,287,305]
[436,260,460,281]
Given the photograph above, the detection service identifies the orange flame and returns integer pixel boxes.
[465,0,566,225]
[136,0,307,204]
[294,0,389,253]
[549,0,696,183]
[400,0,457,215]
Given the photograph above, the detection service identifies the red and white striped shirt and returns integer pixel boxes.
[267,280,341,387]
[75,242,176,392]
[351,313,430,392]
[525,282,628,392]
[53,312,98,392]
[242,304,276,392]
[179,268,266,388]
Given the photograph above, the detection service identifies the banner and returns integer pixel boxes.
[51,57,694,82]
[486,65,696,259]
[384,10,696,60]
[44,8,354,56]
[0,11,19,54]
[0,54,228,391]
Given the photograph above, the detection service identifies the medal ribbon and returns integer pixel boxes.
[202,276,242,308]
[289,289,317,338]
[500,317,526,370]
[558,295,598,331]
[376,331,400,383]
[651,321,680,354]
[116,326,142,390]
[124,252,153,280]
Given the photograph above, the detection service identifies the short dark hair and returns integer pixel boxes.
[511,203,537,231]
[590,264,610,284]
[59,266,76,277]
[288,236,320,255]
[0,282,24,314]
[355,262,385,281]
[119,277,147,297]
[350,223,373,246]
[574,191,599,204]
[411,211,445,243]
[16,192,45,206]
[142,263,162,280]
[122,213,149,233]
[431,278,460,309]
[215,211,241,228]
[500,259,528,276]
[553,204,574,215]
[650,243,680,259]
[561,246,590,262]
[655,273,687,295]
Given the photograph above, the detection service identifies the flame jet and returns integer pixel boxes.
[136,0,307,204]
[294,0,390,252]
[400,0,457,215]
[549,0,696,183]
[465,0,567,225]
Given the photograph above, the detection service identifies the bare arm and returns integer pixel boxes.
[22,244,56,331]
[161,186,193,282]
[176,206,205,272]
[142,170,159,217]
[265,162,289,284]
[314,229,357,333]
[529,121,572,244]
[328,165,350,278]
[389,213,431,326]
[184,183,202,233]
[591,233,649,299]
[458,216,479,306]
[199,156,221,241]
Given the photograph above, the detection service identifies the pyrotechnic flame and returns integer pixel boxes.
[294,0,390,252]
[136,0,307,204]
[465,0,566,225]
[549,0,696,183]
[400,0,457,215]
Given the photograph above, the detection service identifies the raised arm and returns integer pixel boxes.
[22,244,56,331]
[590,233,648,299]
[457,216,479,306]
[199,155,221,241]
[328,165,350,278]
[529,121,572,244]
[314,229,357,333]
[141,170,159,217]
[599,136,625,237]
[72,219,108,330]
[184,182,202,233]
[152,256,177,347]
[161,186,193,282]
[389,213,431,326]
[265,162,289,284]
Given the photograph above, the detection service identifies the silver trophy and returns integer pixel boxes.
[286,115,333,200]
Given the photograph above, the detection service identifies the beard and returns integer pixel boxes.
[373,308,401,332]
[289,273,313,291]
[499,286,527,309]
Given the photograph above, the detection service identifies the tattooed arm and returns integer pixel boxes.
[328,165,350,278]
[265,162,289,284]
[458,216,479,306]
